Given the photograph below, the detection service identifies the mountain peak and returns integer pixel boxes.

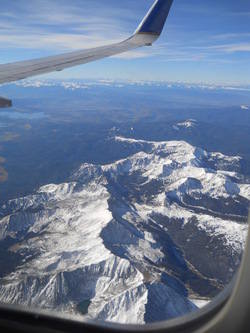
[0,137,249,323]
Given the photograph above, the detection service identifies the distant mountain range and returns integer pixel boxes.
[6,79,250,93]
[0,137,249,324]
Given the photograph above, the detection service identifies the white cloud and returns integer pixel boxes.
[211,33,250,41]
[0,0,145,59]
[204,43,250,53]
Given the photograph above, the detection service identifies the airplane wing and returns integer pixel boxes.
[0,0,173,85]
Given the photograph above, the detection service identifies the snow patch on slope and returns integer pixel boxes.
[0,136,249,323]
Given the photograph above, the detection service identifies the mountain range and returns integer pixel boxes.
[0,137,249,324]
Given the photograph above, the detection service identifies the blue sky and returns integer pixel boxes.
[1,0,250,85]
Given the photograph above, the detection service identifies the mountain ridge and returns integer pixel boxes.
[0,137,249,323]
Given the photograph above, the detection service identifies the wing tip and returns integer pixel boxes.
[134,0,173,37]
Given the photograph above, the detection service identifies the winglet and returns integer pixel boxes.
[134,0,173,36]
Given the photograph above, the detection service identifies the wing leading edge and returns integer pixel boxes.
[0,0,173,85]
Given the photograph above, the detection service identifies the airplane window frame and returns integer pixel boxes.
[0,0,249,330]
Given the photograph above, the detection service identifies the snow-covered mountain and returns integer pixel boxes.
[0,137,249,324]
[173,119,197,130]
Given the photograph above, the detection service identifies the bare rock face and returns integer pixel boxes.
[0,137,249,324]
